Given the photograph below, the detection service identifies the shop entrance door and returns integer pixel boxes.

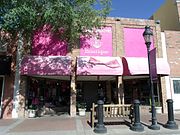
[0,77,4,118]
[83,82,98,111]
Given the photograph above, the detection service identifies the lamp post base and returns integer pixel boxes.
[94,124,107,134]
[130,123,144,132]
[149,124,160,130]
[164,121,178,129]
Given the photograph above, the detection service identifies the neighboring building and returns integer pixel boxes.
[0,18,170,118]
[151,0,180,31]
[152,0,180,111]
[0,32,13,119]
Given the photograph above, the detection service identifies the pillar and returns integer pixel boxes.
[70,56,77,117]
[117,76,123,104]
[160,77,168,113]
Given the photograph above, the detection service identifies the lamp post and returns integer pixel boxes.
[143,26,160,130]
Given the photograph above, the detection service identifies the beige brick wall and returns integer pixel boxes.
[70,17,162,58]
[106,18,162,57]
[165,31,180,77]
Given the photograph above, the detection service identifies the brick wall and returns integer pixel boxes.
[102,17,162,57]
[165,31,180,77]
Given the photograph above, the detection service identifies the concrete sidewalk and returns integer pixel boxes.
[0,113,180,135]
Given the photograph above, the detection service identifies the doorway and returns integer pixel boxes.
[76,81,107,111]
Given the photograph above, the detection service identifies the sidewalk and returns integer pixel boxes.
[0,113,180,135]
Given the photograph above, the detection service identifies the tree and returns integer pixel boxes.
[0,0,112,49]
[0,0,111,118]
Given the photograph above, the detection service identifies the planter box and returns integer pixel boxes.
[155,107,162,114]
[28,109,36,118]
[78,108,86,116]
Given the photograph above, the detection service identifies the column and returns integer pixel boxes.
[117,76,124,104]
[70,57,77,117]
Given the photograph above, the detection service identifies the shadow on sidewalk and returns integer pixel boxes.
[87,119,132,128]
[157,121,165,127]
[175,119,180,121]
[124,120,132,128]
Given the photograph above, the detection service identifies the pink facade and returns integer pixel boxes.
[80,27,112,56]
[32,25,67,56]
[123,28,154,57]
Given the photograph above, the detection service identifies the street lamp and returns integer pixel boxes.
[143,26,160,130]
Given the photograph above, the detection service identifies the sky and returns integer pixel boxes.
[108,0,166,19]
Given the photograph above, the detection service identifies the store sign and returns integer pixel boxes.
[80,27,112,56]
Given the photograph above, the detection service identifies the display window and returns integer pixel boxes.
[27,77,70,116]
[123,78,161,106]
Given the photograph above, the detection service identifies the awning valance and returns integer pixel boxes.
[20,55,71,76]
[76,56,123,75]
[122,57,170,76]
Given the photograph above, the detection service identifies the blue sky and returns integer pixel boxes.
[108,0,165,19]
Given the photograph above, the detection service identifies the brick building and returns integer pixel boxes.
[1,17,170,118]
[152,0,180,111]
[0,32,14,119]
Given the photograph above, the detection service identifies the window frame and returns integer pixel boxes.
[171,78,180,94]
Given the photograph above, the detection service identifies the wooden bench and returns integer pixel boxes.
[90,103,132,128]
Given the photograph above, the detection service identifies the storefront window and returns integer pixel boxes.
[27,78,70,116]
[173,79,180,94]
[124,78,160,106]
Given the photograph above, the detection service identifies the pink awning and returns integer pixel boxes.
[20,55,71,75]
[122,57,170,76]
[76,56,123,75]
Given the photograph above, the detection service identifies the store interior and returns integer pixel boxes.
[27,77,70,116]
[123,78,161,106]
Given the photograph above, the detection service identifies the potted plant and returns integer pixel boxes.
[155,102,162,114]
[149,100,162,114]
[77,102,86,116]
[28,104,37,118]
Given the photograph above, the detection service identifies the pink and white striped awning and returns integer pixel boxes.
[76,56,123,75]
[20,55,71,76]
[122,57,170,76]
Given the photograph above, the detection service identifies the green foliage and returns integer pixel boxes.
[155,102,161,107]
[0,0,112,48]
[29,104,37,110]
[77,102,87,109]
